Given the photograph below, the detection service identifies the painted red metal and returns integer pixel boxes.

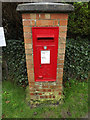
[32,27,59,82]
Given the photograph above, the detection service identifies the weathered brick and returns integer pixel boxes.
[36,13,39,19]
[26,55,32,60]
[30,14,36,19]
[26,59,33,65]
[48,89,51,92]
[30,93,34,95]
[59,26,67,32]
[36,20,53,26]
[57,64,64,68]
[25,49,32,54]
[24,38,32,44]
[40,96,44,98]
[43,86,48,88]
[45,14,50,19]
[22,14,30,19]
[25,44,32,49]
[53,20,59,26]
[31,20,35,26]
[23,27,31,33]
[57,72,63,78]
[40,13,45,19]
[51,13,68,19]
[53,96,55,98]
[58,54,65,60]
[57,68,63,73]
[57,60,64,64]
[24,33,31,38]
[45,96,48,98]
[23,20,30,26]
[39,93,42,95]
[58,43,66,49]
[58,49,65,54]
[27,64,34,70]
[60,19,68,26]
[28,69,34,74]
[59,32,67,38]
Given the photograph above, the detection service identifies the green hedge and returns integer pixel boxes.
[68,2,89,38]
[3,37,89,85]
[63,37,89,82]
[2,40,28,85]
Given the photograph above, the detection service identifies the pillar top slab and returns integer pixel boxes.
[16,2,74,13]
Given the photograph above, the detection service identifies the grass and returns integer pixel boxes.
[2,80,88,118]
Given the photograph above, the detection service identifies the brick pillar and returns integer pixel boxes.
[17,2,74,104]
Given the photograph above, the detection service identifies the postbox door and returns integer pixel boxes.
[35,45,57,81]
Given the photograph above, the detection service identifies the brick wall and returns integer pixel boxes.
[22,13,68,102]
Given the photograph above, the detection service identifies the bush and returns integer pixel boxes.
[2,40,28,85]
[68,2,89,38]
[63,37,89,82]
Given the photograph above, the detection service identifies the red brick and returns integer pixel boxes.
[58,54,65,60]
[45,96,48,98]
[26,55,32,60]
[59,32,67,38]
[36,20,53,26]
[43,86,48,88]
[25,49,32,54]
[24,33,31,38]
[53,96,55,98]
[23,27,31,33]
[24,38,32,44]
[58,49,65,54]
[45,14,50,19]
[43,89,47,92]
[25,44,32,49]
[51,13,68,19]
[31,20,35,26]
[29,82,35,86]
[22,14,30,19]
[59,37,66,43]
[57,60,64,64]
[36,13,39,19]
[60,20,68,26]
[30,93,34,95]
[40,13,45,19]
[59,26,67,32]
[59,92,61,95]
[30,14,36,19]
[48,89,51,92]
[57,68,63,73]
[58,43,66,49]
[23,20,30,26]
[28,69,34,74]
[26,59,33,65]
[40,96,44,98]
[53,20,58,26]
[57,64,64,68]
[49,95,52,98]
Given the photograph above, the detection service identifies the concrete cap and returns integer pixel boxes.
[16,2,74,13]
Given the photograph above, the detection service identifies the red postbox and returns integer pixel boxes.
[32,27,59,82]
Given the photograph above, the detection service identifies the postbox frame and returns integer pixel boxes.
[32,27,59,82]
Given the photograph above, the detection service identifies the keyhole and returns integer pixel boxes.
[40,64,41,68]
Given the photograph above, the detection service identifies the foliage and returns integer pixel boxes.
[2,40,28,85]
[63,37,89,82]
[2,80,88,118]
[2,3,23,40]
[68,2,89,38]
